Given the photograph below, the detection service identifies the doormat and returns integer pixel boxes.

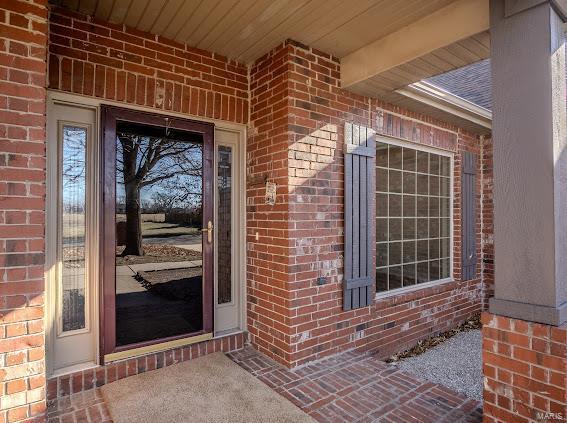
[101,352,314,423]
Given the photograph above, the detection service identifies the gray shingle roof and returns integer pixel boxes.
[426,59,492,110]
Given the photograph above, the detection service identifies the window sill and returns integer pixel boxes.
[374,277,454,300]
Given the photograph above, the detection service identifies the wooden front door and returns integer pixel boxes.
[100,106,215,360]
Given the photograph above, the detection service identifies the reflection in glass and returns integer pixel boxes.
[115,121,204,346]
[218,146,232,304]
[61,126,87,332]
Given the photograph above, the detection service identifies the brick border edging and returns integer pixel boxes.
[47,332,246,400]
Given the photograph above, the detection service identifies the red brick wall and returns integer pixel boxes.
[0,0,49,421]
[47,7,248,124]
[247,40,487,367]
[482,312,567,422]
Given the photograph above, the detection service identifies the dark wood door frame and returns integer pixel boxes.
[100,105,215,360]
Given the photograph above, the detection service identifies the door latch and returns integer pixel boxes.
[201,220,213,244]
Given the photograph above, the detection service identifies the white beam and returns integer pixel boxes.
[341,0,490,88]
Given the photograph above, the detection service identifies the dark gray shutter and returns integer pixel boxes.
[461,151,477,280]
[344,123,375,311]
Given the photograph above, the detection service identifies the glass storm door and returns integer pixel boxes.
[101,106,214,359]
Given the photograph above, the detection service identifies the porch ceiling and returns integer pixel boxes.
[53,0,476,65]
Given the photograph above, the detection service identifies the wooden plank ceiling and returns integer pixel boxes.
[53,0,459,63]
[51,0,490,105]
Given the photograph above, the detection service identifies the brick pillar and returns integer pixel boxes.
[482,313,566,421]
[0,1,48,421]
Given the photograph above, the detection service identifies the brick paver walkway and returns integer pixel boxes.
[47,346,482,422]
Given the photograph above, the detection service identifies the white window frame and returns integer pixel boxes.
[374,136,454,299]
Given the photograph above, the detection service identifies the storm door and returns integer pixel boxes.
[101,106,214,360]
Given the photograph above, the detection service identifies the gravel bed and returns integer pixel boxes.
[393,329,483,401]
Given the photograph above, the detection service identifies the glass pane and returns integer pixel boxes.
[376,142,388,167]
[416,151,429,173]
[402,241,415,263]
[389,266,402,289]
[403,195,415,217]
[218,146,232,304]
[377,243,388,267]
[389,170,402,193]
[376,268,388,292]
[115,120,204,346]
[403,148,416,171]
[377,193,388,217]
[417,196,428,217]
[389,194,402,216]
[417,174,428,195]
[389,241,402,265]
[417,240,429,261]
[429,197,439,217]
[403,264,416,286]
[429,175,439,196]
[389,218,402,241]
[440,197,450,217]
[429,259,440,281]
[61,125,87,332]
[430,155,440,175]
[417,261,429,283]
[389,145,403,169]
[440,156,451,176]
[417,218,428,239]
[441,237,451,258]
[376,218,388,242]
[441,218,450,237]
[429,239,440,259]
[376,167,388,192]
[430,218,440,238]
[441,258,451,279]
[440,177,450,197]
[403,218,415,240]
[403,171,416,194]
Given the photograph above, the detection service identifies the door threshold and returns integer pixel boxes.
[104,332,213,363]
[51,361,99,379]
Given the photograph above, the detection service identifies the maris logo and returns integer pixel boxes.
[535,412,565,421]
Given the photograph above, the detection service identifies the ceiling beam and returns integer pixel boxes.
[341,0,490,89]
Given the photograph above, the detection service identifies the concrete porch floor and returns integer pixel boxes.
[47,347,482,423]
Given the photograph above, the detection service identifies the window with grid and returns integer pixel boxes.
[376,141,452,294]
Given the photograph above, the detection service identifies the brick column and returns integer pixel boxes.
[0,1,48,421]
[485,0,567,420]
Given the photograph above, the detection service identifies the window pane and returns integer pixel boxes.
[429,197,440,217]
[377,243,388,267]
[430,155,440,175]
[429,239,440,259]
[389,218,402,241]
[417,174,428,195]
[403,148,416,171]
[440,218,450,237]
[417,240,429,261]
[390,194,402,216]
[377,218,388,242]
[403,172,416,194]
[61,125,87,332]
[441,237,451,258]
[430,259,440,281]
[403,195,415,217]
[441,258,451,279]
[389,266,402,289]
[403,218,415,240]
[417,218,428,239]
[440,177,450,197]
[389,241,402,265]
[389,170,402,193]
[377,193,388,217]
[417,261,429,283]
[417,196,428,217]
[416,151,429,173]
[430,218,440,238]
[429,175,439,196]
[376,143,388,167]
[389,145,403,169]
[440,197,450,217]
[403,264,416,286]
[218,146,232,304]
[376,268,388,292]
[402,241,415,263]
[440,156,451,176]
[377,167,388,192]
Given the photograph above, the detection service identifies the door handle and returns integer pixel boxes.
[201,220,213,244]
